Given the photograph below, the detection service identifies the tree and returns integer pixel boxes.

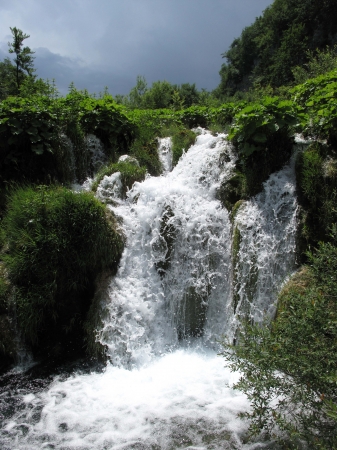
[128,75,148,108]
[8,27,35,90]
[0,58,17,99]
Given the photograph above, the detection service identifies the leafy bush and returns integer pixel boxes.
[1,186,123,357]
[221,234,337,448]
[79,96,138,158]
[228,96,299,157]
[0,96,61,185]
[291,70,337,147]
[0,93,139,189]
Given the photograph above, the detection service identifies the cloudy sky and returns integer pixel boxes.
[0,0,273,96]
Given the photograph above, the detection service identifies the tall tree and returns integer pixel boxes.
[8,27,35,90]
[216,0,337,97]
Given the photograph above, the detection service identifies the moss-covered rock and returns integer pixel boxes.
[83,270,115,361]
[219,129,293,212]
[231,225,242,313]
[171,128,196,166]
[218,172,246,211]
[1,186,124,361]
[92,160,147,197]
[243,128,294,197]
[295,142,337,258]
[230,199,245,223]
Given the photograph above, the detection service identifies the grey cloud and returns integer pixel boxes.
[1,0,273,95]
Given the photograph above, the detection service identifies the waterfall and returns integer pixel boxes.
[0,131,298,449]
[229,155,298,340]
[157,137,173,173]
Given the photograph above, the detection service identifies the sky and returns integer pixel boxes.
[0,0,273,96]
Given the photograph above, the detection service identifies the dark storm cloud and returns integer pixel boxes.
[0,0,273,95]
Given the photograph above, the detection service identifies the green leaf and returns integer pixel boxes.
[31,144,44,155]
[252,132,268,143]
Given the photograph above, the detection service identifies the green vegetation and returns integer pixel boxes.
[216,0,337,97]
[0,92,139,196]
[92,160,147,196]
[8,27,35,91]
[166,125,196,166]
[1,15,337,448]
[222,235,337,448]
[0,186,123,359]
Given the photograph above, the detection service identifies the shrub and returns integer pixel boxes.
[296,142,337,250]
[292,46,337,85]
[291,70,337,146]
[221,234,337,448]
[228,96,299,158]
[1,186,124,358]
[0,93,139,188]
[79,96,138,159]
[0,96,61,185]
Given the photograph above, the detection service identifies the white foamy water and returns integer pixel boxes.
[98,131,236,367]
[0,131,298,449]
[157,137,173,173]
[231,155,298,334]
[2,352,252,450]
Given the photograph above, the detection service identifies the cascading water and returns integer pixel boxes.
[85,133,107,173]
[0,130,298,449]
[157,137,173,174]
[229,156,298,340]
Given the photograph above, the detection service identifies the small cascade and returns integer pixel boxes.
[96,172,123,203]
[58,133,77,181]
[85,133,107,172]
[230,155,298,338]
[157,137,173,173]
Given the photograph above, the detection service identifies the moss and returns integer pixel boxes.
[232,225,242,313]
[218,172,247,211]
[230,199,245,223]
[1,185,124,360]
[171,128,196,166]
[0,265,17,369]
[0,315,17,368]
[276,267,314,319]
[231,225,258,319]
[242,127,293,197]
[130,138,162,176]
[160,124,196,166]
[83,270,115,361]
[92,161,147,195]
[0,264,10,313]
[295,142,337,257]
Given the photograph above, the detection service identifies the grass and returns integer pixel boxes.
[1,185,124,357]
